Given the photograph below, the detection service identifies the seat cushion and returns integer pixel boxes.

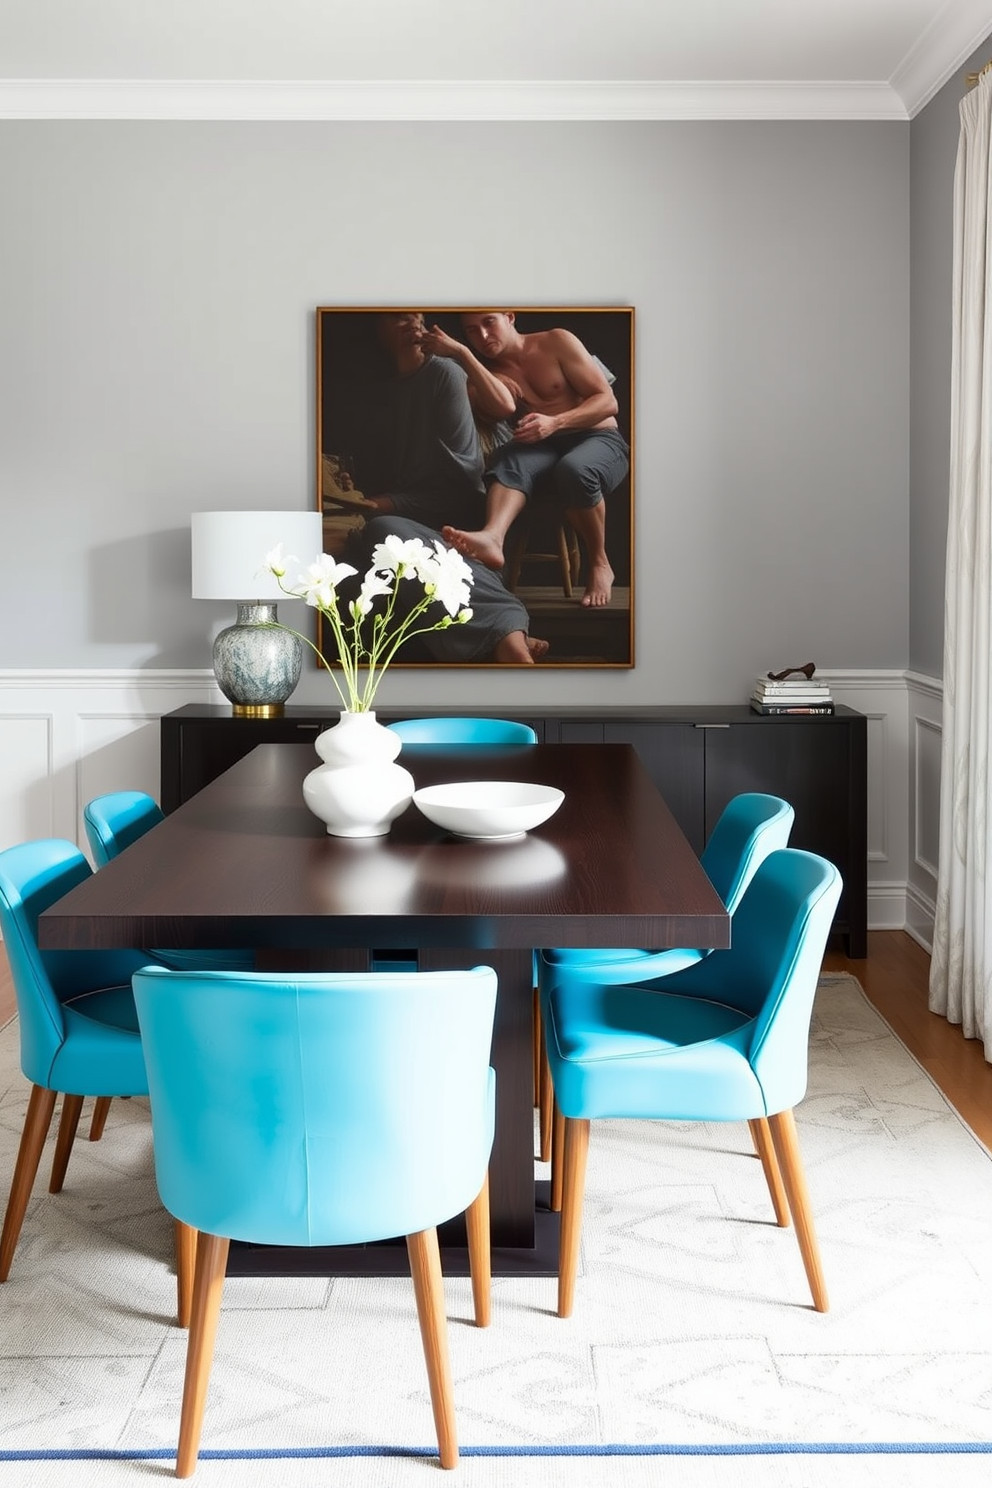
[47,985,148,1096]
[63,984,140,1031]
[543,946,707,976]
[545,981,764,1122]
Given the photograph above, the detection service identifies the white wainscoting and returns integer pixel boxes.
[0,670,222,857]
[0,668,935,935]
[904,671,942,953]
[824,670,912,934]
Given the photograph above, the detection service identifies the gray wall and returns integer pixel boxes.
[909,35,992,682]
[0,119,909,707]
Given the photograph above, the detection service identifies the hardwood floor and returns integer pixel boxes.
[824,931,992,1147]
[1,932,990,1144]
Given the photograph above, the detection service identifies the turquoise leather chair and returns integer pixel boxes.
[83,791,254,972]
[542,848,842,1318]
[0,839,150,1283]
[536,793,795,1155]
[83,789,165,865]
[82,790,255,1144]
[81,791,254,976]
[542,792,795,978]
[132,963,498,1475]
[387,716,538,744]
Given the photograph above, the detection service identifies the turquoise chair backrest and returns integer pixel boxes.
[701,793,795,912]
[132,965,498,1247]
[387,717,537,744]
[737,850,842,1096]
[706,848,842,1110]
[0,839,148,1087]
[83,791,164,868]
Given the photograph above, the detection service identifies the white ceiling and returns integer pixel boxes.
[1,0,990,120]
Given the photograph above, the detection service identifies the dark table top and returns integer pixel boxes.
[39,742,730,955]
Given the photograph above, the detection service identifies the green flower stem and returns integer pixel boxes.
[267,561,465,712]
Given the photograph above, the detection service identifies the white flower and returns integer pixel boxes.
[298,555,357,609]
[262,542,307,583]
[266,533,474,713]
[355,568,394,617]
[425,541,474,617]
[370,533,433,578]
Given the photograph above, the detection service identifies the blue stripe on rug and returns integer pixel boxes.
[1,1443,990,1461]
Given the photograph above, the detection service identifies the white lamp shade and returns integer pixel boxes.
[191,510,324,601]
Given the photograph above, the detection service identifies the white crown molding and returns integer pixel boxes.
[0,77,910,122]
[891,0,992,118]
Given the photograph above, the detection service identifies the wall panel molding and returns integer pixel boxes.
[820,670,909,928]
[906,671,942,951]
[0,670,221,855]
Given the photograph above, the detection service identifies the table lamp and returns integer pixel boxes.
[191,509,324,717]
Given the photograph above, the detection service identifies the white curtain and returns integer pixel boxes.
[930,73,992,1062]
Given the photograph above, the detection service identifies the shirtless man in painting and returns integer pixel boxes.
[432,311,630,608]
[353,312,549,664]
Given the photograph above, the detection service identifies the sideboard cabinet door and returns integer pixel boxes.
[161,712,328,812]
[558,721,705,849]
[702,717,866,955]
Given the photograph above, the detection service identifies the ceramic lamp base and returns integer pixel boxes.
[213,602,302,714]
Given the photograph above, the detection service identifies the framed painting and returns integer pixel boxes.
[316,306,634,668]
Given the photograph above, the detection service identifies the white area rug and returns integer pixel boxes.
[0,974,989,1488]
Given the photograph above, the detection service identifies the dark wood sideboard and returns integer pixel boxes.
[160,702,867,956]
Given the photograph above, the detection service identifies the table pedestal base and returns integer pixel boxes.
[225,1181,561,1279]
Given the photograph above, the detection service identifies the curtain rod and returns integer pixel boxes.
[965,59,992,87]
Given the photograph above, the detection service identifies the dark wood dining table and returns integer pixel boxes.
[38,740,729,1278]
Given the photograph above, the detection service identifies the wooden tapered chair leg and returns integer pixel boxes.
[532,990,542,1107]
[406,1227,459,1469]
[49,1093,85,1193]
[557,1116,590,1319]
[550,1098,565,1211]
[89,1096,112,1141]
[175,1231,229,1478]
[767,1108,829,1312]
[174,1220,198,1329]
[538,1048,553,1163]
[748,1117,790,1227]
[0,1085,58,1282]
[464,1174,491,1328]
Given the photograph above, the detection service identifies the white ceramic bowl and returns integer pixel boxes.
[412,780,565,840]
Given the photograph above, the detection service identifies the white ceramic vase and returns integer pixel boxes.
[302,710,415,838]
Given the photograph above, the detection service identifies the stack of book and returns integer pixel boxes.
[750,674,834,715]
